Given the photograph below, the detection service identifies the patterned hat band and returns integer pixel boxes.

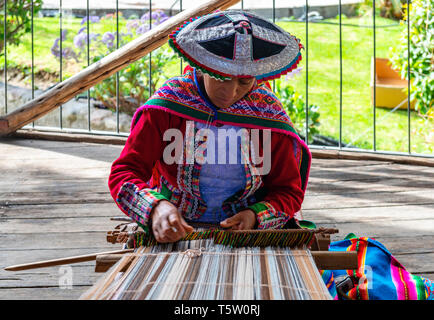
[168,10,304,82]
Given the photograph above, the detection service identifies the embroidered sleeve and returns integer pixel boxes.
[116,182,168,231]
[108,107,173,231]
[248,201,290,229]
[255,132,306,224]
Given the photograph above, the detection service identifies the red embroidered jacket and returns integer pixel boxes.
[109,107,307,231]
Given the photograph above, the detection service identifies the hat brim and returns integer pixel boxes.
[168,11,304,82]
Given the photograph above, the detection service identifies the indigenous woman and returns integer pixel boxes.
[108,10,311,243]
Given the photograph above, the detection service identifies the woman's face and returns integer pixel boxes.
[202,74,256,109]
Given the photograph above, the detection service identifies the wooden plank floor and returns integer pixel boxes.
[0,137,433,300]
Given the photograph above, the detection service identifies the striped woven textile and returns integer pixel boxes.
[322,236,434,300]
[81,239,331,300]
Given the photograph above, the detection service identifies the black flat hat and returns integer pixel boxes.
[169,10,304,81]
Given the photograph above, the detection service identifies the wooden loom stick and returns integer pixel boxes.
[4,248,134,271]
[94,251,358,273]
[311,251,358,270]
[95,254,132,273]
[0,0,241,136]
[124,228,340,248]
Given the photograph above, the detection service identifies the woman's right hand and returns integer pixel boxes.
[150,200,194,243]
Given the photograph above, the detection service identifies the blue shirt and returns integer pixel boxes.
[195,121,246,223]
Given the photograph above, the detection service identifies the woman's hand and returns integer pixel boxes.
[150,200,194,243]
[220,209,257,230]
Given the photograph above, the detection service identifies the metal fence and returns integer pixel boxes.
[1,0,432,158]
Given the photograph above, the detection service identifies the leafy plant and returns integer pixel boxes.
[357,0,404,20]
[50,10,175,115]
[356,0,406,20]
[412,108,434,153]
[389,0,433,115]
[275,79,321,143]
[0,0,43,54]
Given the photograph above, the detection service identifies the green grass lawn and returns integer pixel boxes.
[1,15,432,155]
[277,16,433,155]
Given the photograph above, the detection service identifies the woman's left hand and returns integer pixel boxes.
[220,209,257,230]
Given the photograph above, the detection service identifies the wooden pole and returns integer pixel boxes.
[4,249,134,271]
[0,0,240,136]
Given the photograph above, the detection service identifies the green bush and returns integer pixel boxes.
[389,0,433,115]
[275,79,321,143]
[0,0,43,54]
[356,0,406,20]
